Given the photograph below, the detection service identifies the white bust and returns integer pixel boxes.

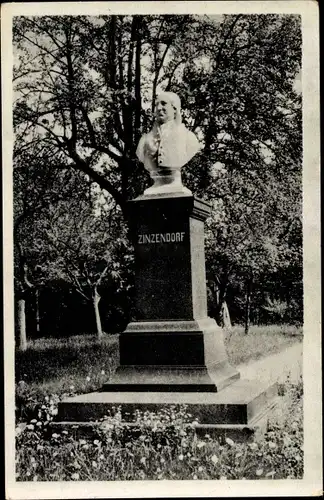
[136,92,200,195]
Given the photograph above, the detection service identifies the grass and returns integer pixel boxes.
[15,324,302,424]
[15,376,303,481]
[224,324,302,366]
[15,325,303,481]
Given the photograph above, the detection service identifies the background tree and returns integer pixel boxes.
[42,192,132,340]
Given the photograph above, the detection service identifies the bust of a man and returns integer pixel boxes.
[136,92,200,195]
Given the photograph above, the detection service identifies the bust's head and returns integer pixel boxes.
[155,92,181,125]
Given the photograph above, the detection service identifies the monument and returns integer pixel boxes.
[58,92,278,434]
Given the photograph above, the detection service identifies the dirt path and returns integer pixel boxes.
[237,341,303,384]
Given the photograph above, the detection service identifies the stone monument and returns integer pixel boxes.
[58,92,278,434]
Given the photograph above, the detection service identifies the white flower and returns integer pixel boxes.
[93,439,100,446]
[220,476,227,480]
[193,474,198,479]
[79,439,86,445]
[50,408,58,416]
[160,457,165,463]
[178,454,184,461]
[92,461,97,468]
[225,437,235,446]
[71,473,80,480]
[26,424,34,431]
[249,442,258,450]
[197,441,205,449]
[86,376,91,382]
[52,433,60,439]
[101,370,105,375]
[30,419,37,424]
[140,457,146,464]
[70,385,75,391]
[211,454,219,464]
[256,468,264,476]
[198,466,204,472]
[36,422,42,427]
[268,441,277,449]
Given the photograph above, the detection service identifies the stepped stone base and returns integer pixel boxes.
[57,379,278,430]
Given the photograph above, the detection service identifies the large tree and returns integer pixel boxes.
[13,14,302,327]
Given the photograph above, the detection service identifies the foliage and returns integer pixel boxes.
[13,14,303,328]
[15,377,303,481]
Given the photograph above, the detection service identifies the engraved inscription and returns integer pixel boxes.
[138,232,185,244]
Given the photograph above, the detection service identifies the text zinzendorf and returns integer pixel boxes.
[138,232,185,244]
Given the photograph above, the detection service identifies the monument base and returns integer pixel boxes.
[111,318,239,392]
[56,379,278,437]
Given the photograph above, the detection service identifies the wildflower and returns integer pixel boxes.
[99,454,105,460]
[73,461,81,469]
[198,466,204,472]
[26,424,34,431]
[179,429,186,436]
[178,454,184,461]
[211,455,219,465]
[265,471,275,478]
[256,468,264,476]
[101,370,105,375]
[225,437,235,446]
[45,396,49,402]
[71,473,80,480]
[15,425,24,436]
[52,433,60,439]
[220,476,227,480]
[160,457,165,463]
[79,439,86,445]
[249,442,258,450]
[268,441,277,449]
[92,461,97,468]
[36,422,42,427]
[93,439,100,446]
[62,430,69,435]
[30,419,37,424]
[193,474,198,479]
[140,457,146,464]
[86,376,91,382]
[197,441,205,449]
[70,385,75,391]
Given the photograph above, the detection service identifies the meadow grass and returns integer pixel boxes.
[224,324,302,366]
[15,375,303,481]
[15,325,303,481]
[15,324,302,424]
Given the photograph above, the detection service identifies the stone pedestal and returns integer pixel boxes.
[57,192,278,433]
[103,193,239,392]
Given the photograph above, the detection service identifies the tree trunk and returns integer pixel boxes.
[244,276,253,335]
[35,288,40,335]
[93,289,103,340]
[18,298,27,351]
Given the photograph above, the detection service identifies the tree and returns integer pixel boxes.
[41,191,132,340]
[13,14,302,330]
